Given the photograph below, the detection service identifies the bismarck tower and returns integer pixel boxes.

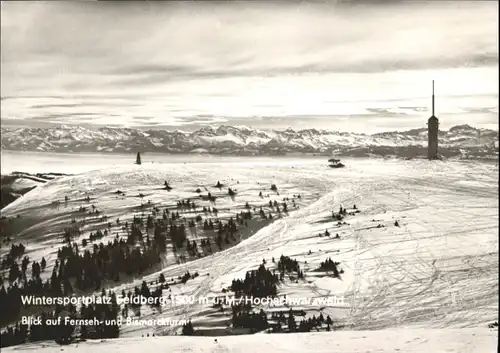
[427,80,439,160]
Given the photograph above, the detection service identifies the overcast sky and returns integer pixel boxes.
[1,1,498,132]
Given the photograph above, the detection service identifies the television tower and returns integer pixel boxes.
[427,80,439,160]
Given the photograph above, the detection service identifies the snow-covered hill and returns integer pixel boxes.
[0,172,61,209]
[0,157,497,353]
[1,158,497,337]
[1,124,498,159]
[3,328,497,353]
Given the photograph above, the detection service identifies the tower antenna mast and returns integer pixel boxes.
[432,80,435,116]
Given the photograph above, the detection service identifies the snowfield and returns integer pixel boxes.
[2,328,497,353]
[1,155,498,352]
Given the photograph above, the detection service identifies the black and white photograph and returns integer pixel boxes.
[0,1,498,352]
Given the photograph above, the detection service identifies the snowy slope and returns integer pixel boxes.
[1,124,498,159]
[2,328,497,353]
[0,173,52,209]
[1,158,497,343]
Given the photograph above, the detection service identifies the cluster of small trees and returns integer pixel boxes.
[215,232,232,250]
[179,271,199,284]
[0,283,23,326]
[318,258,343,278]
[230,264,279,298]
[176,199,197,210]
[0,183,267,327]
[63,224,82,243]
[1,268,205,348]
[185,240,199,257]
[237,210,252,222]
[258,207,272,220]
[166,223,187,249]
[54,237,163,291]
[1,243,26,270]
[0,177,310,346]
[181,320,195,335]
[232,307,269,332]
[124,280,164,309]
[0,198,206,332]
[79,299,120,339]
[296,312,334,332]
[277,255,300,273]
[277,255,304,280]
[202,205,218,216]
[159,209,181,222]
[332,210,346,221]
[87,228,108,243]
[268,200,288,213]
[203,219,216,230]
[251,199,294,220]
[10,243,25,257]
[0,298,120,348]
[333,205,360,221]
[0,246,49,326]
[230,254,306,300]
[269,310,333,333]
[270,309,299,333]
[117,272,197,316]
[229,306,336,334]
[202,218,240,251]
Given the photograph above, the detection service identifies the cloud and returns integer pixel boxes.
[0,1,497,131]
[2,2,497,78]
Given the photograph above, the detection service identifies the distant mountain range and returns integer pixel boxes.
[1,124,498,159]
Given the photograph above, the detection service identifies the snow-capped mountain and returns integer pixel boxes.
[1,124,498,159]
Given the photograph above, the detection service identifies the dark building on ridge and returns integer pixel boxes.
[427,80,439,160]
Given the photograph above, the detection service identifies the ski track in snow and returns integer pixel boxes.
[1,158,498,342]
